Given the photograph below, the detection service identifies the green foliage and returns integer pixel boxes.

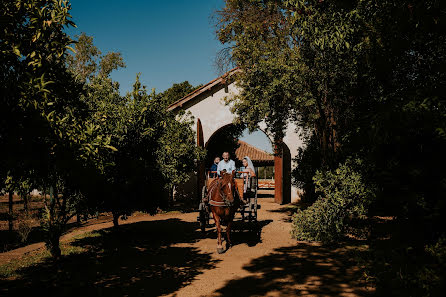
[1,3,202,258]
[157,111,205,189]
[99,52,125,78]
[158,81,202,106]
[291,160,374,242]
[313,160,373,219]
[66,33,101,82]
[66,32,126,82]
[364,234,446,297]
[16,212,36,243]
[0,0,116,258]
[292,134,322,202]
[419,236,446,295]
[0,0,114,182]
[218,1,446,293]
[258,166,274,179]
[67,34,204,216]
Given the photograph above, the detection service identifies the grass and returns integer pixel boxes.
[0,230,101,279]
[0,249,50,278]
[284,203,305,211]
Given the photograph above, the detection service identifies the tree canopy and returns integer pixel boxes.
[158,81,202,106]
[1,0,203,258]
[216,0,446,294]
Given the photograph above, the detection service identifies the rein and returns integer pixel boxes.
[209,178,234,207]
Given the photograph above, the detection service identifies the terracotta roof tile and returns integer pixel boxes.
[235,140,274,164]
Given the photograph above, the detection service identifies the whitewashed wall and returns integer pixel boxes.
[184,83,239,145]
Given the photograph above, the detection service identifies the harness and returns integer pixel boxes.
[208,178,234,207]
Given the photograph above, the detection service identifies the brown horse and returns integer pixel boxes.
[208,171,240,254]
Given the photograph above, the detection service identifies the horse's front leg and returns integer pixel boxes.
[226,220,232,250]
[214,213,224,254]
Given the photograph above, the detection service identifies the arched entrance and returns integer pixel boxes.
[169,69,301,204]
[205,124,252,165]
[197,121,291,204]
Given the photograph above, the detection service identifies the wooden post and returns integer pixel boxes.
[282,143,291,204]
[274,139,291,204]
[196,118,205,201]
[274,141,283,204]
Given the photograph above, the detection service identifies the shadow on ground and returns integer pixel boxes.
[201,219,273,248]
[214,242,373,297]
[257,193,274,198]
[267,201,314,223]
[0,228,47,252]
[0,218,220,297]
[230,219,272,247]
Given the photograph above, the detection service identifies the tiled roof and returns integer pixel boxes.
[167,67,240,111]
[235,140,274,164]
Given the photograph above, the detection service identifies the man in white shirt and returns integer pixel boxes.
[217,152,236,176]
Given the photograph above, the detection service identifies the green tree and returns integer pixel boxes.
[0,0,114,258]
[217,0,446,294]
[67,34,204,226]
[66,32,126,82]
[158,81,202,106]
[216,0,371,161]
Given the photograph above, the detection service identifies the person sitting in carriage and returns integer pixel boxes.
[209,156,220,178]
[240,156,256,196]
[217,152,236,176]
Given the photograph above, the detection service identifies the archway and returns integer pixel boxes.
[199,122,291,204]
[205,124,243,166]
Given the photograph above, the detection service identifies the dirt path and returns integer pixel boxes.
[1,197,373,296]
[165,198,372,297]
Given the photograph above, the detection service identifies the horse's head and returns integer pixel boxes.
[220,170,236,204]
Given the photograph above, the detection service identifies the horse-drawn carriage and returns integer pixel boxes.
[197,169,259,233]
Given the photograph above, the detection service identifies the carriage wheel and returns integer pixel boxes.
[202,185,208,203]
[199,208,207,233]
[253,191,258,221]
[252,192,260,241]
[199,202,209,233]
[199,186,208,233]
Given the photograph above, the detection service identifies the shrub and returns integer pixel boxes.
[291,159,375,242]
[16,212,36,243]
[414,236,446,296]
[292,135,322,203]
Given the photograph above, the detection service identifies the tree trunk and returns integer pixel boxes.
[46,231,61,259]
[46,185,61,259]
[23,193,29,213]
[112,211,119,228]
[170,185,175,207]
[8,191,13,232]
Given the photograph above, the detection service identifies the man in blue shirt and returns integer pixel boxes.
[217,152,236,176]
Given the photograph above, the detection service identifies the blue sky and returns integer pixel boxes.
[67,0,272,153]
[67,0,225,93]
